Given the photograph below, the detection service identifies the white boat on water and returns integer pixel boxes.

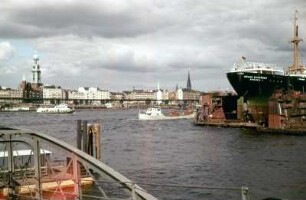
[37,104,74,114]
[2,107,33,112]
[138,107,195,120]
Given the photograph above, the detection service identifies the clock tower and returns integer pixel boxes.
[31,53,42,89]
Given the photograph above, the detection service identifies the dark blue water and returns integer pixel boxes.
[1,109,306,200]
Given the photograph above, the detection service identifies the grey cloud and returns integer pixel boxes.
[0,0,305,91]
[1,1,175,39]
[0,42,15,60]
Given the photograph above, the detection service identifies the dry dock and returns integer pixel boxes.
[194,91,306,135]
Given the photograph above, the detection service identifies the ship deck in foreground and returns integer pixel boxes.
[0,126,157,200]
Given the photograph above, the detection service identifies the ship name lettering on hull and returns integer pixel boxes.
[244,75,267,82]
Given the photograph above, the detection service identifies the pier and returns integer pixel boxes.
[194,120,261,129]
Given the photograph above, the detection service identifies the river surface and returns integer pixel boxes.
[1,109,306,200]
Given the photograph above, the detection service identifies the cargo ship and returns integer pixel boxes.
[227,10,306,99]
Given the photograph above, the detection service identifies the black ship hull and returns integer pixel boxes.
[226,72,306,98]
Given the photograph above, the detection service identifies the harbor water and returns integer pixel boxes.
[1,109,306,200]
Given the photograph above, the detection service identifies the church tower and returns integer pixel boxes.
[31,53,42,88]
[186,69,192,91]
[156,81,162,105]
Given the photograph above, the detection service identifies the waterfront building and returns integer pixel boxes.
[67,90,86,104]
[99,89,110,100]
[123,89,155,106]
[78,87,95,99]
[166,89,180,106]
[9,89,24,100]
[110,92,125,108]
[18,77,43,103]
[126,89,155,100]
[154,89,169,105]
[67,90,86,99]
[0,88,23,103]
[182,88,201,101]
[110,92,125,100]
[168,91,176,103]
[78,87,110,100]
[176,88,183,101]
[0,89,10,101]
[161,89,169,103]
[163,90,169,99]
[73,87,110,105]
[174,87,201,106]
[42,86,67,104]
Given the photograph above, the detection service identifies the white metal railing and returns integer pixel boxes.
[232,61,283,73]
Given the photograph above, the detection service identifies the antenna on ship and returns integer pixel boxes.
[288,10,304,74]
[241,56,246,63]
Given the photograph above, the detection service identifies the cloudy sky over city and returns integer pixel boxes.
[0,0,305,92]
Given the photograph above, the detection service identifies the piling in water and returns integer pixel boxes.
[76,120,101,159]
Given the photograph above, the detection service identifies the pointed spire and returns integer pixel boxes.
[157,80,160,90]
[22,73,26,81]
[186,69,192,91]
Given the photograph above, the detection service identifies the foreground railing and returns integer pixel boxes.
[0,127,157,200]
[0,126,250,200]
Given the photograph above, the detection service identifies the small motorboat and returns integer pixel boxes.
[138,107,194,120]
[37,104,74,114]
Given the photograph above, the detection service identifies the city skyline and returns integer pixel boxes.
[1,53,196,92]
[0,1,305,91]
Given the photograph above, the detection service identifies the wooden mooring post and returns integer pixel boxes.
[76,120,101,160]
[93,124,101,160]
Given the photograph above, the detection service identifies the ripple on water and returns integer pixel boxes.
[1,109,306,199]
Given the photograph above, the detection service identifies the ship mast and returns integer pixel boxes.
[288,10,304,74]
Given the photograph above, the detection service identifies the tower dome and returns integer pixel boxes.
[33,53,39,60]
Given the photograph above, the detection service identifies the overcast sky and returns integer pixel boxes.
[0,0,305,92]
